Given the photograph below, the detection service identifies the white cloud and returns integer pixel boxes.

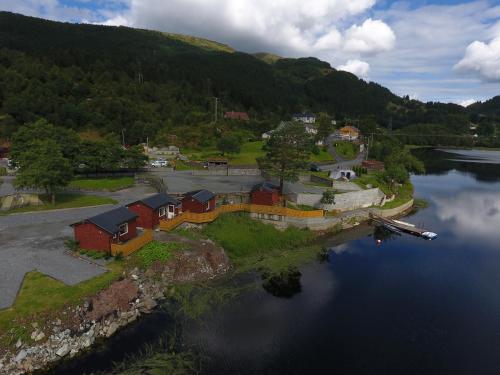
[97,0,393,58]
[337,59,370,78]
[454,36,500,81]
[343,18,396,54]
[458,98,477,107]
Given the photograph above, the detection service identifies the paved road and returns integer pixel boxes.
[153,170,328,195]
[0,185,156,310]
[320,135,366,172]
[0,175,15,197]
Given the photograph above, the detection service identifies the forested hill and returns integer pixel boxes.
[0,11,496,146]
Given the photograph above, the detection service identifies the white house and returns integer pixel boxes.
[293,112,316,124]
[262,131,273,139]
[330,169,357,180]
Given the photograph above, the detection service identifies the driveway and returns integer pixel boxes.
[319,135,366,172]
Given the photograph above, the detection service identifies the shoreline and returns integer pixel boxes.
[0,199,414,375]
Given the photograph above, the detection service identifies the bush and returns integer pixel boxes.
[136,241,182,268]
[0,167,6,176]
[320,189,336,204]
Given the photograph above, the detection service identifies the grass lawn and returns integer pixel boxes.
[334,141,358,160]
[203,213,319,273]
[353,172,392,195]
[69,177,135,191]
[228,141,265,165]
[0,194,116,215]
[0,261,124,348]
[309,148,335,163]
[381,182,414,209]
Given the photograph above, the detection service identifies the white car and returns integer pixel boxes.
[151,159,168,168]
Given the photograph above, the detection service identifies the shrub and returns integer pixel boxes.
[0,167,6,176]
[320,189,336,204]
[136,241,183,268]
[64,238,79,252]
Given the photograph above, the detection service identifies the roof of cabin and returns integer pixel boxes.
[183,189,216,203]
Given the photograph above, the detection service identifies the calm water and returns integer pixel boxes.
[50,149,500,375]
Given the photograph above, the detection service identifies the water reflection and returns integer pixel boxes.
[434,190,500,243]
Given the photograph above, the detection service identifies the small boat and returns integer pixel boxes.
[421,231,438,240]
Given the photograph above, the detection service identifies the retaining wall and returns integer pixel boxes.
[192,168,261,176]
[291,188,385,212]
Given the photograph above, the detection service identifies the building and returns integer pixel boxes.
[224,111,250,121]
[206,158,229,169]
[262,131,273,139]
[339,126,360,140]
[127,193,181,229]
[251,182,281,206]
[330,169,357,180]
[362,160,385,171]
[72,207,138,252]
[181,190,216,213]
[293,113,316,124]
[304,124,318,135]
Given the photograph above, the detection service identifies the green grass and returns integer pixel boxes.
[228,141,265,165]
[69,177,134,191]
[381,182,414,209]
[0,193,116,215]
[353,172,392,195]
[203,213,319,273]
[334,141,358,160]
[287,202,317,211]
[0,262,124,349]
[133,241,183,269]
[309,148,335,163]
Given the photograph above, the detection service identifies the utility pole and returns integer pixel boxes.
[121,128,126,147]
[213,97,219,123]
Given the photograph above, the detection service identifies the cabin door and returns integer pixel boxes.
[167,205,175,219]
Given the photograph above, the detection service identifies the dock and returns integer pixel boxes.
[370,214,437,240]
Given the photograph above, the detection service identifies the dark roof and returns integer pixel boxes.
[133,193,180,210]
[73,207,138,234]
[183,189,215,203]
[293,112,315,118]
[252,182,280,193]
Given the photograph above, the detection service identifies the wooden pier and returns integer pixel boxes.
[370,214,437,240]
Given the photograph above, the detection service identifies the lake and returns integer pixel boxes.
[50,148,500,375]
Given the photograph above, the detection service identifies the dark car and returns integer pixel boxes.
[310,163,321,172]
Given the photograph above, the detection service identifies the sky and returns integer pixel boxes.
[1,0,500,105]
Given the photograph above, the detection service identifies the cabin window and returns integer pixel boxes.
[168,205,174,213]
[118,223,128,236]
[159,207,166,217]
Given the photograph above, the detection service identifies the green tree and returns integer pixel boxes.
[257,122,313,193]
[123,145,148,169]
[320,189,336,204]
[10,119,80,170]
[316,113,333,141]
[217,135,241,155]
[15,139,73,204]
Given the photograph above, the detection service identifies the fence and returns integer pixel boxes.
[110,229,154,256]
[159,203,324,231]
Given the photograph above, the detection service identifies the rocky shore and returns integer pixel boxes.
[0,235,230,375]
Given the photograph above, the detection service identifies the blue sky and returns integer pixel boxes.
[2,0,499,105]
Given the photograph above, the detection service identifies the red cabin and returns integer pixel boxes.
[251,182,281,206]
[181,190,216,213]
[127,193,181,229]
[71,207,138,252]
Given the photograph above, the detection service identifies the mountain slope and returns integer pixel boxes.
[0,11,489,145]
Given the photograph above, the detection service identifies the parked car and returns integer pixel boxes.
[151,159,168,168]
[310,163,321,172]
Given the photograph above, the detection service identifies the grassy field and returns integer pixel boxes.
[334,141,358,160]
[353,172,392,195]
[69,177,135,191]
[0,261,124,349]
[309,148,335,163]
[0,240,187,350]
[183,141,334,167]
[202,213,319,273]
[0,194,116,215]
[381,182,414,209]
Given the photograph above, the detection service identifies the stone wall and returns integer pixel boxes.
[192,168,261,176]
[291,188,385,212]
[371,199,414,218]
